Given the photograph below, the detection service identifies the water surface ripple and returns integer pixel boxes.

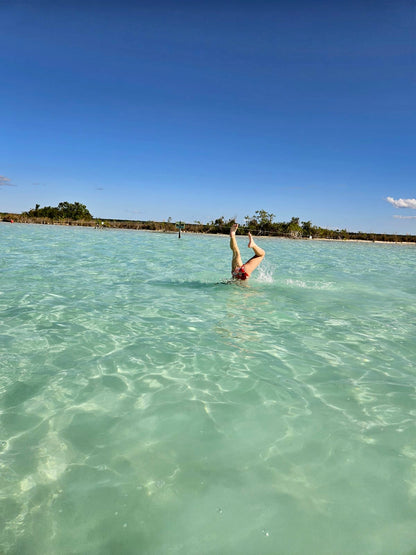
[1,224,416,554]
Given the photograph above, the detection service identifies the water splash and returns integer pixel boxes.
[285,278,334,290]
[255,265,274,283]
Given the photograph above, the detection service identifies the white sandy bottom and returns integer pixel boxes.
[1,224,416,554]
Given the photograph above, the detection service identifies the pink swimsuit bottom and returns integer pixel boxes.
[232,264,249,280]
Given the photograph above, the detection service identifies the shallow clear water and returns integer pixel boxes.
[1,223,416,554]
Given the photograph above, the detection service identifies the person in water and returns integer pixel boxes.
[230,223,265,280]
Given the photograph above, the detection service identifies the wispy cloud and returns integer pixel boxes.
[393,215,416,219]
[0,175,15,187]
[386,197,416,209]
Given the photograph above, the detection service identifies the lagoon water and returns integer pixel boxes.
[1,223,416,554]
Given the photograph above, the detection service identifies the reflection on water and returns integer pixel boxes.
[1,224,416,554]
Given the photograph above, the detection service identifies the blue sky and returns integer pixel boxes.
[1,0,415,233]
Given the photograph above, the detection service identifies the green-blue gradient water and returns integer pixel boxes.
[1,223,416,554]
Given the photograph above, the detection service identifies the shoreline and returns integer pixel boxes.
[2,220,415,245]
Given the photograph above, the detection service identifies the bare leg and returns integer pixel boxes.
[243,232,265,276]
[230,223,243,272]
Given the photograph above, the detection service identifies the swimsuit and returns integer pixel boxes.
[232,264,249,280]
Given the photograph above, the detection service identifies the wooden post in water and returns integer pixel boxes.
[175,221,185,238]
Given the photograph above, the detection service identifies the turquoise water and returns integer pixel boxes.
[1,223,416,555]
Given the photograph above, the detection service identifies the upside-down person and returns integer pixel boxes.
[230,223,265,281]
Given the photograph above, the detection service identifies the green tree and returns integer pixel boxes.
[213,216,225,226]
[57,201,92,220]
[26,201,93,220]
[255,210,275,227]
[245,210,275,232]
[287,217,302,238]
[301,220,313,237]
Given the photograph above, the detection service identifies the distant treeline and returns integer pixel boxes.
[2,205,416,243]
[189,210,416,243]
[23,201,93,220]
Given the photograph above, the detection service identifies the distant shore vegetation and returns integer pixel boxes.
[24,201,93,221]
[1,204,415,243]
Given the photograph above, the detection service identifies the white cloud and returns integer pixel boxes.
[393,215,416,219]
[0,175,15,187]
[386,197,416,209]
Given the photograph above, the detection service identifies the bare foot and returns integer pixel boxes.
[248,232,255,248]
[230,223,238,236]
